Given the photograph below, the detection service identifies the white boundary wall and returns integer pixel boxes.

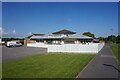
[27,43,48,48]
[27,43,105,53]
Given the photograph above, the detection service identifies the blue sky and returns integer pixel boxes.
[2,2,118,38]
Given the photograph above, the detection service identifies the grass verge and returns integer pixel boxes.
[3,53,95,78]
[110,44,120,65]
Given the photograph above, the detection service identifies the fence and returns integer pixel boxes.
[27,43,105,53]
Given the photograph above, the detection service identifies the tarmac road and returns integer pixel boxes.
[2,46,47,62]
[76,45,119,78]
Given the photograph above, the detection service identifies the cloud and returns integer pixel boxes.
[0,27,7,37]
[28,32,33,36]
[12,30,16,34]
[0,27,2,33]
[0,27,2,36]
[0,27,21,38]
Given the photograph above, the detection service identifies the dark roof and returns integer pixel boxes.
[27,34,44,39]
[33,34,45,36]
[52,29,76,34]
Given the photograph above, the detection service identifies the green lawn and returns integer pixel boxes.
[3,53,95,78]
[110,44,120,65]
[0,63,1,78]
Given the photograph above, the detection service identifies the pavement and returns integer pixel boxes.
[76,45,119,78]
[2,46,47,62]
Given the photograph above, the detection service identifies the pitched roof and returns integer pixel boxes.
[26,34,45,39]
[30,33,93,39]
[30,34,61,39]
[68,33,93,39]
[52,29,76,34]
[33,34,45,36]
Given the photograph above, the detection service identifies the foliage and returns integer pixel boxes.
[104,35,120,43]
[110,44,120,65]
[116,35,120,43]
[2,38,24,42]
[95,35,120,43]
[3,53,95,78]
[97,37,105,41]
[106,35,116,42]
[82,32,95,38]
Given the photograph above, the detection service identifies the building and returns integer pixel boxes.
[28,29,93,44]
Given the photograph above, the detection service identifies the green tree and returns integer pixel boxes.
[97,37,105,41]
[82,32,95,38]
[106,35,116,43]
[116,35,120,43]
[2,38,24,42]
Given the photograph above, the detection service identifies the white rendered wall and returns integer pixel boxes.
[27,42,48,48]
[0,39,1,43]
[27,43,105,53]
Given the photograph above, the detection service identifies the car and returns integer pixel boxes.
[6,41,23,47]
[93,39,99,43]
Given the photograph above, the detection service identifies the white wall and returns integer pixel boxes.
[27,42,48,48]
[0,39,1,43]
[0,38,5,44]
[98,43,105,51]
[27,43,105,53]
[47,43,104,53]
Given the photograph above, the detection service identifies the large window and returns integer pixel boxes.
[35,39,44,42]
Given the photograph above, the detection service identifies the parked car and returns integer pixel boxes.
[6,41,23,47]
[93,39,99,43]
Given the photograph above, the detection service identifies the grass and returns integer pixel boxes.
[3,53,95,78]
[110,44,120,65]
[0,63,1,79]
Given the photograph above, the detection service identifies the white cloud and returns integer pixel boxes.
[0,27,2,35]
[12,29,18,35]
[28,32,33,36]
[0,27,5,37]
[12,30,16,34]
[0,27,2,33]
[0,27,20,38]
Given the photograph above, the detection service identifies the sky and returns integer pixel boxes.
[2,2,118,38]
[2,0,120,2]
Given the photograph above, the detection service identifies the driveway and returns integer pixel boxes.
[76,45,119,78]
[2,46,47,62]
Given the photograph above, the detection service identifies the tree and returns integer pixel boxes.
[116,35,120,43]
[2,38,24,42]
[97,37,105,41]
[106,35,116,43]
[82,32,95,38]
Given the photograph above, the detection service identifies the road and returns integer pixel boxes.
[2,46,47,62]
[76,45,119,78]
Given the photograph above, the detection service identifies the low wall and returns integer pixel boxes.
[27,43,48,48]
[27,43,105,53]
[98,43,105,51]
